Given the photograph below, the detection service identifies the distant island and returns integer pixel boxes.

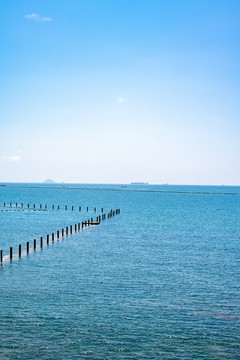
[43,179,56,184]
[130,182,149,185]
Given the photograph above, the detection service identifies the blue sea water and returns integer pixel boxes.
[0,183,239,359]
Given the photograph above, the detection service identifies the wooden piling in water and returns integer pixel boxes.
[19,244,21,257]
[57,230,59,239]
[66,226,68,236]
[70,225,72,234]
[27,242,29,254]
[33,204,35,209]
[40,237,43,248]
[65,205,67,210]
[94,207,96,212]
[52,233,54,242]
[47,234,49,245]
[58,205,60,210]
[79,206,81,211]
[62,228,64,237]
[0,250,2,263]
[52,205,54,209]
[34,239,36,250]
[87,207,88,212]
[10,247,13,261]
[78,223,80,231]
[72,206,74,211]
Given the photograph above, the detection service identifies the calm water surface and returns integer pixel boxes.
[0,183,239,359]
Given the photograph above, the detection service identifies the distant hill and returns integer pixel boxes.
[43,179,56,184]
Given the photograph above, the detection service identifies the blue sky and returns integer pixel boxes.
[1,0,240,184]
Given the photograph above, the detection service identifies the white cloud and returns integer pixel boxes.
[118,96,125,103]
[9,155,21,162]
[0,155,22,162]
[24,13,52,22]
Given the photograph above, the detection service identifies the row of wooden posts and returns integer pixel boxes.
[1,202,104,212]
[0,208,120,264]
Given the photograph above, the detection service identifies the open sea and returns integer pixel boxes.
[0,183,239,360]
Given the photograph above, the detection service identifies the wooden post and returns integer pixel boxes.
[19,244,21,257]
[78,223,80,231]
[70,225,72,234]
[88,219,90,226]
[65,205,67,210]
[33,204,35,209]
[57,230,59,239]
[101,208,103,212]
[45,204,47,209]
[58,205,60,210]
[52,205,54,209]
[75,224,77,232]
[47,234,49,245]
[16,203,18,208]
[40,237,43,248]
[91,218,93,223]
[27,242,29,254]
[66,226,68,236]
[22,203,23,208]
[4,202,5,207]
[52,233,54,242]
[94,207,96,212]
[82,221,84,229]
[28,204,29,208]
[40,204,42,209]
[62,228,64,237]
[87,207,88,212]
[10,247,13,261]
[72,206,74,211]
[34,239,36,250]
[79,206,81,211]
[0,250,2,263]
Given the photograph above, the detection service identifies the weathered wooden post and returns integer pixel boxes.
[70,225,72,234]
[34,239,36,250]
[65,205,67,210]
[78,223,80,231]
[66,226,68,236]
[10,247,13,261]
[52,205,54,209]
[62,228,64,237]
[87,207,88,212]
[79,206,81,211]
[27,242,29,254]
[33,204,35,209]
[47,234,49,245]
[94,207,96,212]
[57,230,59,240]
[52,233,54,242]
[40,237,43,248]
[40,204,42,209]
[82,221,84,229]
[19,244,21,257]
[28,204,29,208]
[0,250,2,263]
[72,206,74,211]
[45,204,47,209]
[16,203,18,208]
[75,224,77,232]
[101,208,103,212]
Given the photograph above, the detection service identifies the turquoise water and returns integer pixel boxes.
[0,183,239,359]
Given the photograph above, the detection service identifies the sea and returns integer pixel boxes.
[0,183,239,360]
